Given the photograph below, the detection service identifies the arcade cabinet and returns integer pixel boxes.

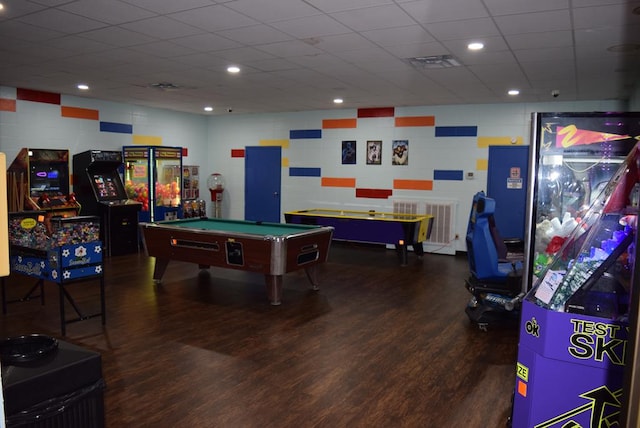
[73,150,141,256]
[465,191,523,329]
[7,148,80,226]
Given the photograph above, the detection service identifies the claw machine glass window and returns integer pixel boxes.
[525,112,640,285]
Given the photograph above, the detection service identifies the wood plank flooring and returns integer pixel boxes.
[0,243,519,427]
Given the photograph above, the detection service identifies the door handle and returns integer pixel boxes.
[273,192,279,197]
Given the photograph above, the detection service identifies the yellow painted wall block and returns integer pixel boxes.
[259,139,290,149]
[477,158,488,170]
[477,136,523,148]
[132,135,163,146]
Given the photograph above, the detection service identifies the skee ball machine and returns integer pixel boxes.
[73,150,142,256]
[7,148,80,226]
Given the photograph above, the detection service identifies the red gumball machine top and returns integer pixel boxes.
[207,173,225,201]
[207,173,225,218]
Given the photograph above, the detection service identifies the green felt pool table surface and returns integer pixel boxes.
[159,217,322,237]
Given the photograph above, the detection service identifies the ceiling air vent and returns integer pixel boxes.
[149,82,181,91]
[406,55,462,69]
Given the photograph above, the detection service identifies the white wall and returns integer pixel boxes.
[0,83,627,253]
[207,100,625,252]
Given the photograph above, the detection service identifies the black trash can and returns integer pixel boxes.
[1,336,105,428]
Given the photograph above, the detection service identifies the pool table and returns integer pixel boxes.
[284,209,434,264]
[140,218,334,305]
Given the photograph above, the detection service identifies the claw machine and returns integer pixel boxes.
[122,146,183,223]
[511,112,640,427]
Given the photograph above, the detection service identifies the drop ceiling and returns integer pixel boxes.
[1,0,639,115]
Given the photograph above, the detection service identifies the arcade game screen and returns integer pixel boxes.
[91,171,126,201]
[29,161,69,197]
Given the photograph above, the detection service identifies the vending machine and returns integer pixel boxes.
[122,146,183,222]
[511,112,640,427]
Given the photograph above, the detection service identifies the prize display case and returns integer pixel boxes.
[512,119,640,426]
[73,150,142,256]
[122,146,183,222]
[7,148,80,222]
[2,212,105,335]
[181,165,206,218]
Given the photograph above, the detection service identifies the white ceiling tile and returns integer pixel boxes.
[43,35,114,55]
[467,62,528,83]
[270,15,352,38]
[0,20,65,41]
[224,0,321,22]
[80,26,158,47]
[16,8,107,33]
[521,60,576,80]
[120,0,220,15]
[58,0,156,25]
[313,33,378,54]
[213,47,277,63]
[504,31,573,50]
[513,46,575,63]
[399,0,489,23]
[119,16,204,39]
[483,0,569,16]
[361,25,434,46]
[304,0,394,13]
[425,18,500,41]
[128,41,200,58]
[573,3,640,29]
[330,4,417,32]
[168,5,258,32]
[171,33,243,52]
[216,25,293,45]
[495,10,572,34]
[254,40,324,58]
[454,50,517,66]
[383,41,448,59]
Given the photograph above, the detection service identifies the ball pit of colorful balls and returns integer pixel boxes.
[155,181,181,206]
[125,180,150,211]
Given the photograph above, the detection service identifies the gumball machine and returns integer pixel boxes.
[207,173,225,218]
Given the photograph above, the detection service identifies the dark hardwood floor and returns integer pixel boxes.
[0,243,519,427]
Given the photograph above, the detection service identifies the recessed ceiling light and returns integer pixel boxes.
[468,42,484,50]
[77,83,89,90]
[227,66,240,73]
[333,98,343,104]
[0,3,4,11]
[204,106,213,112]
[508,89,520,96]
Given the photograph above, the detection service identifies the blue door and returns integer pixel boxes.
[245,146,281,222]
[487,145,530,240]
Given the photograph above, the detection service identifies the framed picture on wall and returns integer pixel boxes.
[366,140,382,165]
[342,140,356,164]
[392,140,409,165]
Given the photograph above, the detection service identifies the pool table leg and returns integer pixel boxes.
[153,259,170,283]
[304,265,320,291]
[265,275,283,306]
